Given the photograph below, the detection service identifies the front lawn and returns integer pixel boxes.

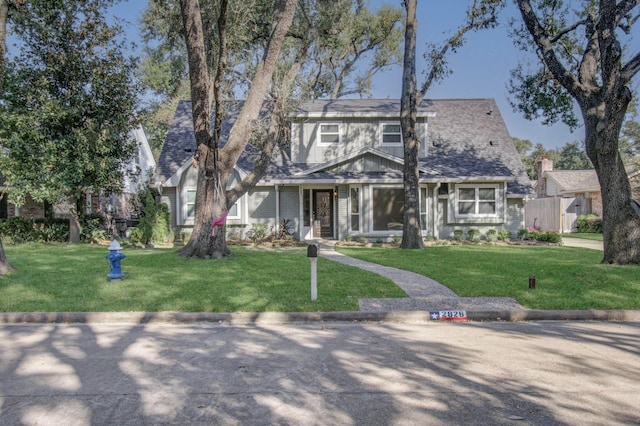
[337,245,640,310]
[0,243,405,312]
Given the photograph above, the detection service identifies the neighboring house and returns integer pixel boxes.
[155,98,533,241]
[92,125,156,233]
[526,156,639,232]
[0,126,155,228]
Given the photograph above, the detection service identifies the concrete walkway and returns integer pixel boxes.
[562,236,604,251]
[317,243,525,312]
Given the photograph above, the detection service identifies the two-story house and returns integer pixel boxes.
[155,98,533,241]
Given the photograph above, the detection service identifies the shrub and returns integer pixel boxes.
[133,190,172,245]
[452,230,464,242]
[276,218,293,240]
[518,229,530,240]
[518,228,562,243]
[577,213,602,233]
[248,223,268,243]
[0,217,71,244]
[497,229,512,241]
[467,229,481,242]
[485,229,498,242]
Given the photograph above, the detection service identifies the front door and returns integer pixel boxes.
[313,190,333,238]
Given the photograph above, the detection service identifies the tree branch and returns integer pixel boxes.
[516,0,582,98]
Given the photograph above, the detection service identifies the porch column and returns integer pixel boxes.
[275,185,280,235]
[433,183,440,240]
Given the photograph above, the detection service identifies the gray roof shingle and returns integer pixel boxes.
[156,98,533,196]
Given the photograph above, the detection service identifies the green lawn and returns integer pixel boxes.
[337,244,639,310]
[1,242,638,312]
[0,243,405,312]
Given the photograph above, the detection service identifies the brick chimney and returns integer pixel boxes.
[536,156,553,197]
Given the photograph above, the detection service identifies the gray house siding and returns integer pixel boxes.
[278,186,300,236]
[291,118,424,164]
[248,187,276,227]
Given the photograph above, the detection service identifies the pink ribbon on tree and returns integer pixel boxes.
[211,210,229,236]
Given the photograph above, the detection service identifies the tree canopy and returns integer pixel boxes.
[0,0,141,242]
[511,0,640,264]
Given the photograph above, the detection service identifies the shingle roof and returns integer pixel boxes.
[156,98,533,196]
[545,170,600,193]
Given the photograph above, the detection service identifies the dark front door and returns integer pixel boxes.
[313,190,333,238]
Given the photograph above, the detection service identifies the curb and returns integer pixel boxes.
[1,310,640,325]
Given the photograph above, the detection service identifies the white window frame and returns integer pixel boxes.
[455,184,499,218]
[227,201,240,219]
[379,122,403,146]
[186,188,197,220]
[317,122,342,145]
[420,186,428,231]
[349,186,362,233]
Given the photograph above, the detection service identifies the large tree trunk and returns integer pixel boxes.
[68,197,81,244]
[0,237,16,275]
[582,96,640,265]
[178,0,297,259]
[399,0,423,249]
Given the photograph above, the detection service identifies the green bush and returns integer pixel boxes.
[132,190,172,245]
[518,229,562,243]
[467,229,481,242]
[485,229,498,242]
[0,217,71,244]
[452,230,464,242]
[248,223,268,243]
[577,213,602,233]
[497,229,512,241]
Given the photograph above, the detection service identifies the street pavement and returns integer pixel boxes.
[1,321,639,425]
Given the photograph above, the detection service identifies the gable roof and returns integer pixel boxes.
[544,165,638,195]
[156,98,533,196]
[545,170,600,194]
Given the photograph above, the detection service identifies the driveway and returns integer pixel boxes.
[562,236,604,251]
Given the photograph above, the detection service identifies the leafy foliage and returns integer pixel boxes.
[577,214,603,234]
[0,0,140,208]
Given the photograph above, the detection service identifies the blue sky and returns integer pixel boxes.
[111,0,639,150]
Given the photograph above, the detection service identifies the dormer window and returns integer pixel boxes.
[380,122,402,145]
[318,122,342,145]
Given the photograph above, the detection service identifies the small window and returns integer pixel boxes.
[318,123,341,144]
[456,185,497,217]
[350,187,360,231]
[228,202,239,218]
[380,122,402,145]
[186,189,197,218]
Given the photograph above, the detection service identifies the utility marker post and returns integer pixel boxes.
[307,243,319,301]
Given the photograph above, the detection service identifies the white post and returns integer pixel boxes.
[310,257,317,301]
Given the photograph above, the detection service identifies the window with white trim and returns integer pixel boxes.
[188,189,240,219]
[186,189,197,219]
[318,123,342,144]
[456,184,497,217]
[380,122,402,145]
[350,187,360,231]
[420,187,428,229]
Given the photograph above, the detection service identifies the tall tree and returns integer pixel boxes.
[0,0,140,243]
[0,0,20,274]
[511,0,640,264]
[178,0,297,259]
[556,141,592,170]
[399,0,501,249]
